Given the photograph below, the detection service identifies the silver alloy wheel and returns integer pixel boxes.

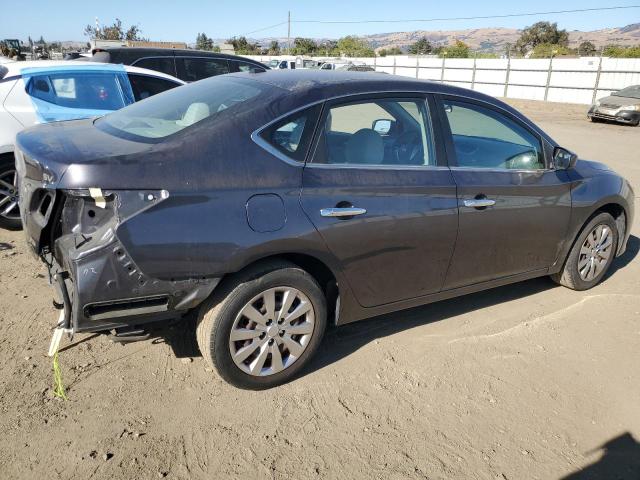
[229,286,315,377]
[578,224,613,281]
[0,168,20,220]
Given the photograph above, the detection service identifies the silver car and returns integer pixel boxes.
[588,85,640,126]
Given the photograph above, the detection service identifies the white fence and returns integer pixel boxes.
[246,55,640,105]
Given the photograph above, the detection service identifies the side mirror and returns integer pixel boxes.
[372,118,394,135]
[553,147,578,170]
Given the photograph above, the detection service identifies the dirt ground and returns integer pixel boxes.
[0,99,639,480]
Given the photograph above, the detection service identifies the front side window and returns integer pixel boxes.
[443,100,544,170]
[312,98,436,166]
[97,76,265,140]
[176,57,230,82]
[27,72,125,111]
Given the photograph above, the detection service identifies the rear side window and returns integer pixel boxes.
[27,72,125,110]
[176,57,230,82]
[312,98,436,166]
[0,66,8,79]
[127,74,181,101]
[260,105,321,162]
[132,57,176,77]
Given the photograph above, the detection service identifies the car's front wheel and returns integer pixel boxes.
[552,212,619,290]
[196,261,327,389]
[0,154,21,230]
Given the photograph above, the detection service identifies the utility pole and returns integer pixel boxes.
[287,11,291,55]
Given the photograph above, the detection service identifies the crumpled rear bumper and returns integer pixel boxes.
[22,185,219,333]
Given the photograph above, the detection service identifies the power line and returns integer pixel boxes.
[233,5,640,41]
[238,21,288,37]
[294,5,640,24]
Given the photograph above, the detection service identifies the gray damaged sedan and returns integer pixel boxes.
[16,71,635,389]
[588,85,640,126]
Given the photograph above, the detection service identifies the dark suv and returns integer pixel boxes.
[88,48,268,82]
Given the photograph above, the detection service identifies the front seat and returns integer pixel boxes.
[344,128,383,164]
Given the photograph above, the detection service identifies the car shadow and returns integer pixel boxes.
[159,235,639,370]
[560,432,640,479]
[605,234,639,279]
[303,235,639,378]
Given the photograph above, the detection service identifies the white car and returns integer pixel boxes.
[0,60,184,229]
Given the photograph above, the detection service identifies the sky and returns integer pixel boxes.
[1,0,639,43]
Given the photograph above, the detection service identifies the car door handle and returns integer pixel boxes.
[463,198,496,208]
[320,207,367,217]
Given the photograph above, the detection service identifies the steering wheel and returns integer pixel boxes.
[392,130,423,165]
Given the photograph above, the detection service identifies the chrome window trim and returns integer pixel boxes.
[305,163,451,171]
[449,166,554,174]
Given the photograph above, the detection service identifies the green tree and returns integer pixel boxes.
[84,18,147,41]
[530,43,571,58]
[268,40,281,55]
[318,40,338,56]
[227,36,260,55]
[336,36,374,57]
[408,36,432,55]
[603,44,640,58]
[439,40,470,58]
[578,40,597,56]
[515,21,568,55]
[379,46,403,56]
[195,33,214,51]
[292,37,318,55]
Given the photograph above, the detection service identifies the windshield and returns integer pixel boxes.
[97,75,265,139]
[612,85,640,100]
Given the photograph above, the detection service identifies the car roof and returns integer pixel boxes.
[94,47,266,64]
[1,60,184,84]
[229,69,466,97]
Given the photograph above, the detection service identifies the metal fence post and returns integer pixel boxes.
[440,56,446,83]
[592,55,603,104]
[416,55,419,79]
[373,54,377,72]
[471,54,477,90]
[544,57,553,101]
[393,56,397,75]
[503,57,511,98]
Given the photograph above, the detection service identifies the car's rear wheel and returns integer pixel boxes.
[551,212,618,290]
[196,261,327,389]
[0,155,21,230]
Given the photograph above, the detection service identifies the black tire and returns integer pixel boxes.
[196,260,327,389]
[0,154,22,231]
[551,212,618,290]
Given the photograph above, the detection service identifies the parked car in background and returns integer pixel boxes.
[86,48,268,82]
[16,71,634,389]
[588,85,640,126]
[336,64,376,72]
[0,60,184,229]
[319,61,367,70]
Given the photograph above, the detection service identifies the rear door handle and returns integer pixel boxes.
[320,207,367,217]
[463,198,496,208]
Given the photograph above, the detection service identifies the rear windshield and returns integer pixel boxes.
[96,75,265,139]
